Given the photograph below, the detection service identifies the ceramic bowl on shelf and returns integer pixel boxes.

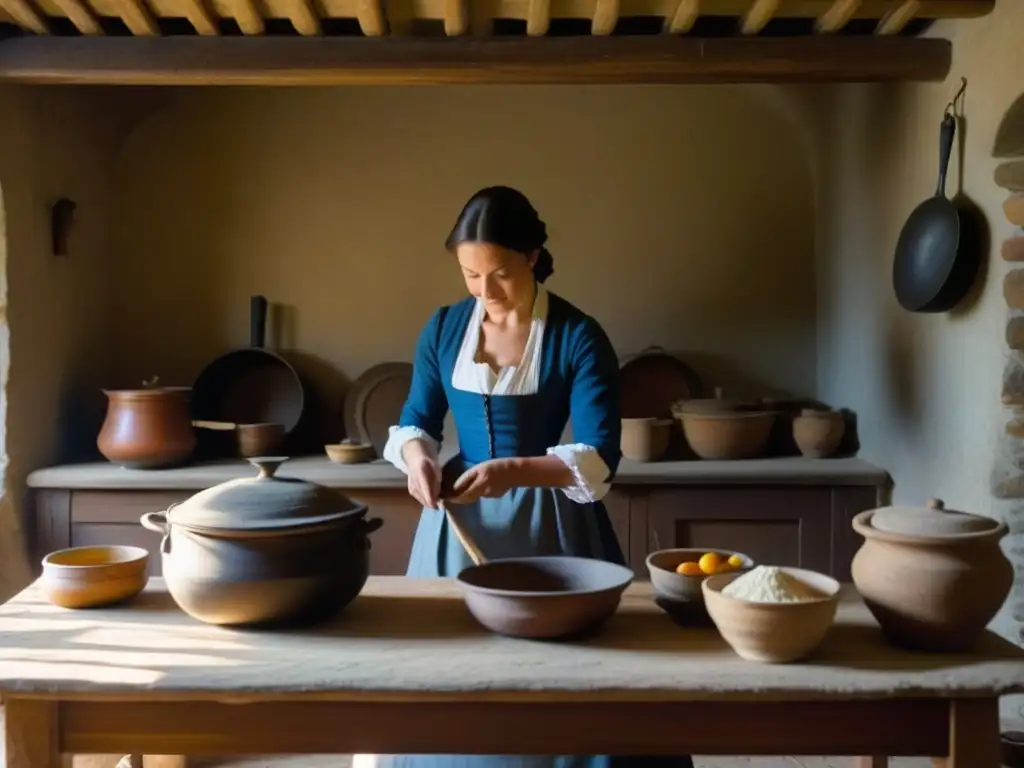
[325,441,376,464]
[40,545,149,609]
[702,566,840,663]
[646,548,754,626]
[672,387,776,460]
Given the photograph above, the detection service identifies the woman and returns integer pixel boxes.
[374,186,694,768]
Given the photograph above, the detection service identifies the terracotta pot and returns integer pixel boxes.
[793,408,845,458]
[851,498,1013,652]
[621,417,672,462]
[673,388,776,460]
[98,385,196,469]
[140,456,383,627]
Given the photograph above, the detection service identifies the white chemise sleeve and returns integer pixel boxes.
[382,426,439,475]
[546,443,612,504]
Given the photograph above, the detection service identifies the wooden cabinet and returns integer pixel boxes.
[30,480,883,580]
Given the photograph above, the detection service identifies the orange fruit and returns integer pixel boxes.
[675,561,703,577]
[715,561,734,574]
[727,554,744,569]
[698,552,722,575]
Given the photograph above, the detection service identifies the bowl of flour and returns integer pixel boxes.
[701,565,840,663]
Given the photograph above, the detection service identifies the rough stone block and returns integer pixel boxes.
[1006,270,1024,309]
[997,161,1024,192]
[993,421,1024,497]
[1003,352,1024,404]
[1009,193,1024,227]
[1005,236,1024,262]
[1008,317,1024,350]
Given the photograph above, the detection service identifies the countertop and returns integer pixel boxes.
[0,577,1020,701]
[26,455,889,490]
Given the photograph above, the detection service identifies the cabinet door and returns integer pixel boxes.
[632,486,833,575]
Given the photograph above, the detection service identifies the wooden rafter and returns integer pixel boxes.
[817,0,862,32]
[0,35,953,86]
[741,0,780,34]
[355,0,385,36]
[181,0,217,34]
[111,0,157,35]
[526,0,549,36]
[591,0,618,35]
[443,0,466,36]
[230,0,262,34]
[287,0,319,35]
[878,0,921,34]
[0,0,48,33]
[50,0,101,34]
[665,0,699,33]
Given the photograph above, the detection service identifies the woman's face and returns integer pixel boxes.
[455,242,537,312]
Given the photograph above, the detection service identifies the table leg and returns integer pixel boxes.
[931,698,1001,767]
[852,758,886,767]
[4,698,60,768]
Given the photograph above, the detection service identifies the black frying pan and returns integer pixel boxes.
[892,112,981,313]
[190,295,306,436]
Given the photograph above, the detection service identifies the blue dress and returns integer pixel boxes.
[377,292,694,768]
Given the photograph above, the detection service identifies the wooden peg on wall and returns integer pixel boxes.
[50,197,76,256]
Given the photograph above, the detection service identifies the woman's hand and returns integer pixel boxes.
[403,440,442,509]
[448,459,523,505]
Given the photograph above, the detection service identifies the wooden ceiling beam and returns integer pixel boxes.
[877,0,921,34]
[816,0,861,32]
[741,0,780,34]
[664,0,699,33]
[181,0,218,34]
[50,0,102,35]
[0,0,48,34]
[525,0,549,36]
[231,0,263,34]
[443,0,467,36]
[591,0,618,35]
[287,0,319,35]
[112,0,157,35]
[356,0,386,36]
[0,35,953,86]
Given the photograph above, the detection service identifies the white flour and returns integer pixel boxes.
[721,565,822,603]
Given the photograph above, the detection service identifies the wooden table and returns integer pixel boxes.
[1,577,1021,767]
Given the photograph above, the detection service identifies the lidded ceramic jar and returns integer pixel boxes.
[141,456,382,627]
[851,498,1012,652]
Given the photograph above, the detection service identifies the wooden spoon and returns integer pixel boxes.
[439,501,486,566]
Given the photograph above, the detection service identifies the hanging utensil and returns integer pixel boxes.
[892,78,981,313]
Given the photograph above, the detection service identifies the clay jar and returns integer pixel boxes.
[621,417,672,462]
[98,385,196,469]
[851,498,1012,652]
[140,456,383,628]
[793,408,845,458]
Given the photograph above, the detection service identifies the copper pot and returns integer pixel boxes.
[98,384,196,469]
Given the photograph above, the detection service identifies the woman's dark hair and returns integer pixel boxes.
[445,186,555,284]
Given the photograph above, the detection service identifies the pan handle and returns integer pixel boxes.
[935,113,956,198]
[251,295,268,349]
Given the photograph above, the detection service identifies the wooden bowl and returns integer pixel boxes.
[702,566,840,663]
[40,545,149,609]
[677,411,776,460]
[237,422,285,458]
[455,556,634,639]
[647,548,754,602]
[325,442,376,464]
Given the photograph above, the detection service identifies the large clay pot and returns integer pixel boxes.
[140,456,382,627]
[672,387,776,460]
[851,498,1012,652]
[98,385,196,468]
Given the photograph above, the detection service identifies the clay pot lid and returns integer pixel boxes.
[166,456,364,532]
[870,498,1000,537]
[103,376,191,399]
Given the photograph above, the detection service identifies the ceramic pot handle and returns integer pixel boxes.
[360,517,384,550]
[247,455,290,478]
[140,511,168,534]
[926,498,946,511]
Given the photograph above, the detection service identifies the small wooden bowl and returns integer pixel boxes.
[646,548,754,603]
[40,545,149,609]
[325,442,376,464]
[237,422,285,458]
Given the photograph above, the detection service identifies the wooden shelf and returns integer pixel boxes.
[0,34,952,84]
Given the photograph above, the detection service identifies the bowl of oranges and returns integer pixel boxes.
[646,548,755,626]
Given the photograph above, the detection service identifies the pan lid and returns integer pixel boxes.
[165,456,364,532]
